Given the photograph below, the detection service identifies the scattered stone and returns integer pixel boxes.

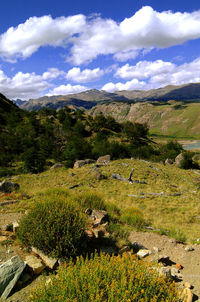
[92,226,109,239]
[157,255,170,264]
[50,163,65,169]
[175,153,184,168]
[119,246,130,254]
[159,267,172,279]
[1,224,13,232]
[185,246,194,252]
[25,255,45,275]
[180,288,193,302]
[69,184,80,190]
[171,267,179,277]
[13,222,19,233]
[90,209,109,226]
[0,180,20,193]
[85,229,94,238]
[0,255,26,299]
[73,159,95,169]
[169,238,176,244]
[184,282,192,289]
[165,158,173,165]
[176,263,183,270]
[137,249,151,258]
[132,241,145,252]
[97,155,111,164]
[32,247,58,269]
[7,249,14,254]
[153,247,161,253]
[94,170,107,180]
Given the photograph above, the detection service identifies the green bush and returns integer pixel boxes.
[120,207,146,230]
[17,199,86,258]
[28,253,179,302]
[179,151,199,169]
[72,192,106,210]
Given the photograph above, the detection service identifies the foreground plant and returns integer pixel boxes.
[28,253,180,302]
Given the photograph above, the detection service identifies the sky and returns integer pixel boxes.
[0,0,200,100]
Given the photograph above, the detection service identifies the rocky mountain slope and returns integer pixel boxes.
[19,83,200,112]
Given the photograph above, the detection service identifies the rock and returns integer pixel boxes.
[90,209,109,226]
[1,224,13,232]
[0,255,26,299]
[157,255,170,264]
[97,155,111,164]
[32,247,58,269]
[184,282,192,289]
[180,288,193,302]
[171,267,179,277]
[73,159,95,169]
[13,222,19,233]
[0,180,20,193]
[92,225,110,239]
[159,267,172,279]
[137,249,151,258]
[165,158,173,165]
[132,241,145,252]
[50,163,65,169]
[185,246,194,252]
[25,255,45,274]
[85,229,94,238]
[94,170,107,180]
[175,153,184,168]
[153,247,161,253]
[119,246,130,254]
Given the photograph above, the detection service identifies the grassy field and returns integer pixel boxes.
[2,158,200,244]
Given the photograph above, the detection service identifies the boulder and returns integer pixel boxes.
[32,247,58,269]
[175,153,184,167]
[0,181,20,193]
[73,159,95,169]
[159,267,172,279]
[97,155,111,164]
[0,255,26,299]
[180,288,193,302]
[50,163,65,169]
[137,249,151,258]
[90,209,109,226]
[94,170,107,180]
[25,255,45,274]
[165,158,173,165]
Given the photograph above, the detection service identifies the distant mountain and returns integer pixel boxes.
[0,93,19,127]
[19,83,200,111]
[13,99,25,107]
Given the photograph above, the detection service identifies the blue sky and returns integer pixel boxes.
[0,0,200,100]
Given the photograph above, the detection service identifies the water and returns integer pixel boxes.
[183,141,200,150]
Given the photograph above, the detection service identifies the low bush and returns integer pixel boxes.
[17,198,86,258]
[28,253,179,302]
[120,207,146,230]
[72,192,106,210]
[179,151,199,169]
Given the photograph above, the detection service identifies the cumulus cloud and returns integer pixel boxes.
[102,57,200,92]
[69,6,200,64]
[102,79,146,92]
[42,68,66,80]
[0,14,86,61]
[1,7,200,63]
[47,84,88,96]
[0,70,51,99]
[66,67,104,83]
[115,60,175,79]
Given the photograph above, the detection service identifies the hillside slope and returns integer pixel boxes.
[89,101,200,138]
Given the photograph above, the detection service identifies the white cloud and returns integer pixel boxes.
[1,7,200,63]
[66,67,104,83]
[115,60,175,80]
[47,84,88,96]
[42,68,66,80]
[69,6,200,64]
[0,14,86,61]
[0,70,51,100]
[102,79,146,92]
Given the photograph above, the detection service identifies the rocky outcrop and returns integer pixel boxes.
[50,163,65,169]
[97,155,111,164]
[73,159,95,168]
[0,255,26,299]
[0,181,20,193]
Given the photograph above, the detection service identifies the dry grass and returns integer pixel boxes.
[3,158,200,243]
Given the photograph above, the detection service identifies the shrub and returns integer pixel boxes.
[120,207,146,230]
[28,253,179,302]
[72,192,106,210]
[17,199,86,258]
[179,151,199,169]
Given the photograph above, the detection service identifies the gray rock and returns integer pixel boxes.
[0,255,26,299]
[25,255,45,274]
[175,153,184,167]
[32,247,58,269]
[165,158,173,165]
[90,209,109,225]
[137,249,151,258]
[0,181,20,193]
[159,267,172,279]
[73,159,95,169]
[94,171,107,180]
[118,246,130,254]
[171,267,179,277]
[97,155,111,164]
[50,163,65,169]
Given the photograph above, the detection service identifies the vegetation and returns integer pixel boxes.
[17,198,86,258]
[28,253,179,302]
